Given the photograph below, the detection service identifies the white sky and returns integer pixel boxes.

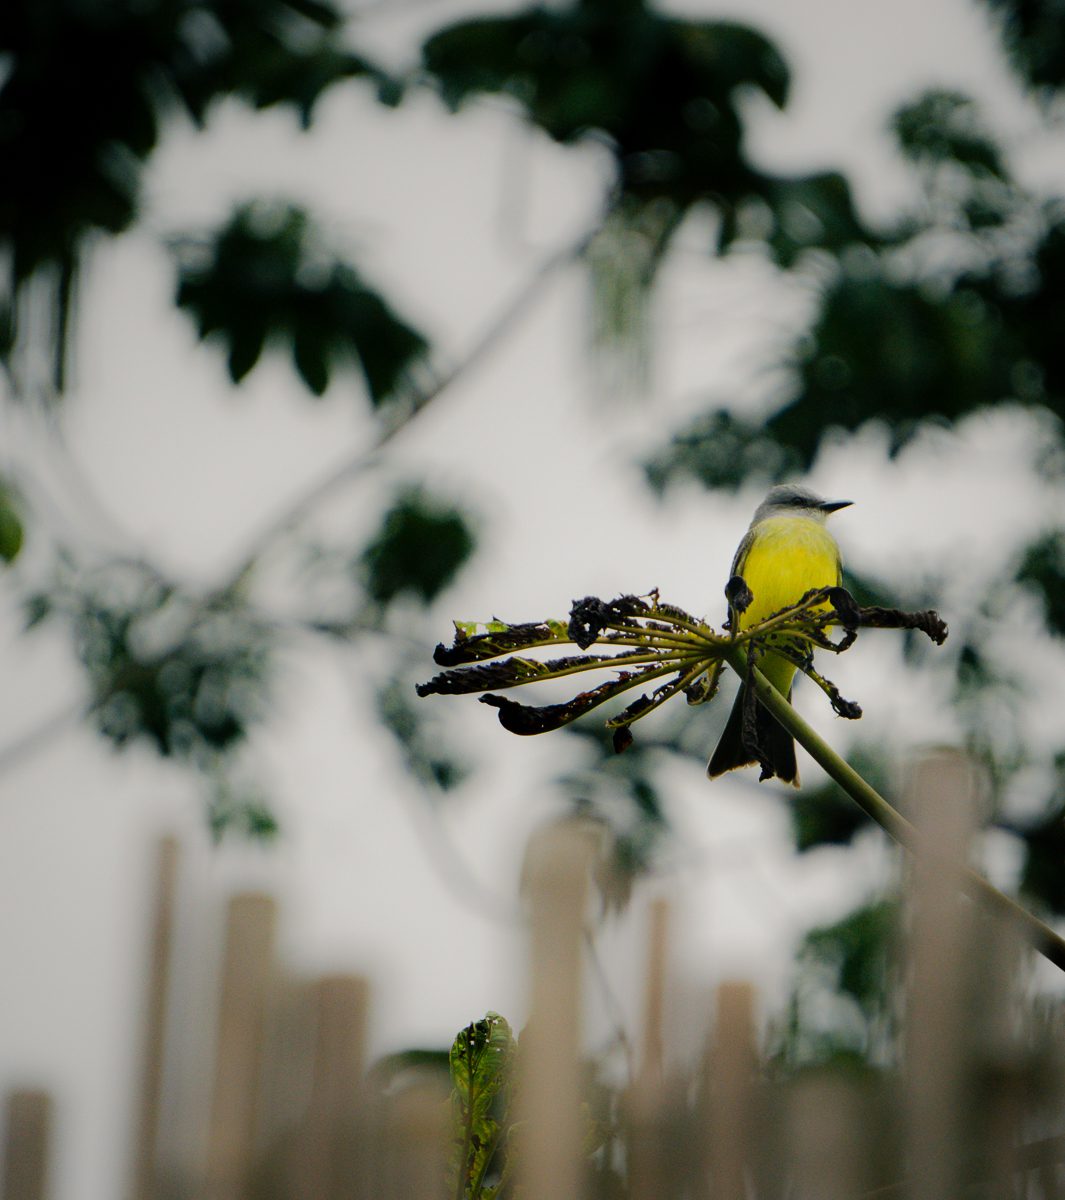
[2,2,1063,1197]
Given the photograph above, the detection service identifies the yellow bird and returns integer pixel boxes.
[708,484,852,786]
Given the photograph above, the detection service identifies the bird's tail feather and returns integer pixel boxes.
[707,684,799,786]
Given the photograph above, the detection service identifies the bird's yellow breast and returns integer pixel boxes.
[737,515,841,631]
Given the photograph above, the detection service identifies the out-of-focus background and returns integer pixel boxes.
[3,0,1065,1196]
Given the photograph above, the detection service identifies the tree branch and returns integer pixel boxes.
[0,700,86,779]
[223,224,599,589]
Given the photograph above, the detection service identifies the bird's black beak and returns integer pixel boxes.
[820,499,853,513]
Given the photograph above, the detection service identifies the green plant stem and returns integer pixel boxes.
[722,646,1065,974]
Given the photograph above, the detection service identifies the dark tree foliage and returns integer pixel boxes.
[778,900,897,1068]
[1017,531,1065,636]
[175,204,427,400]
[0,0,394,388]
[984,0,1065,96]
[646,81,1060,486]
[421,0,871,270]
[34,566,271,761]
[1015,796,1065,913]
[423,1,788,208]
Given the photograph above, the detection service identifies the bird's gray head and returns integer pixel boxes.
[752,484,853,525]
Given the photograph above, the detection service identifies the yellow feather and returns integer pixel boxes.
[736,515,842,695]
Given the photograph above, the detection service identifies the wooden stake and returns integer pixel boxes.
[639,898,669,1088]
[787,1073,868,1200]
[203,893,277,1200]
[373,1078,450,1200]
[628,898,673,1200]
[705,981,756,1200]
[2,1090,52,1200]
[129,836,179,1200]
[288,975,370,1200]
[904,750,976,1200]
[516,820,594,1200]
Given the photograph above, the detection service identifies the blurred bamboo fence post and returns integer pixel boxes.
[517,820,595,1200]
[203,893,277,1200]
[786,1072,869,1200]
[372,1077,450,1200]
[705,981,757,1200]
[627,897,681,1200]
[287,975,369,1200]
[638,898,669,1089]
[1,1091,52,1200]
[904,750,978,1200]
[129,836,179,1200]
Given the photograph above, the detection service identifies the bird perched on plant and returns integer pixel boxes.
[708,484,852,786]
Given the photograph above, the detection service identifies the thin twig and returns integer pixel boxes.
[0,700,86,778]
[223,224,600,588]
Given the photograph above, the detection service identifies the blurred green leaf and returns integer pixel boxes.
[1005,216,1065,403]
[983,0,1065,96]
[789,747,893,853]
[0,484,24,563]
[791,785,869,853]
[644,409,799,493]
[892,90,1007,179]
[1016,792,1065,914]
[772,897,897,1069]
[559,725,670,911]
[175,204,428,403]
[361,488,476,607]
[41,568,272,760]
[22,593,51,630]
[782,273,1022,462]
[207,779,279,843]
[369,1047,451,1089]
[802,900,896,1013]
[760,171,874,267]
[378,675,467,792]
[1016,530,1065,636]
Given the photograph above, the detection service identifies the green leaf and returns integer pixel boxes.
[449,1012,514,1200]
[361,488,476,607]
[0,485,24,563]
